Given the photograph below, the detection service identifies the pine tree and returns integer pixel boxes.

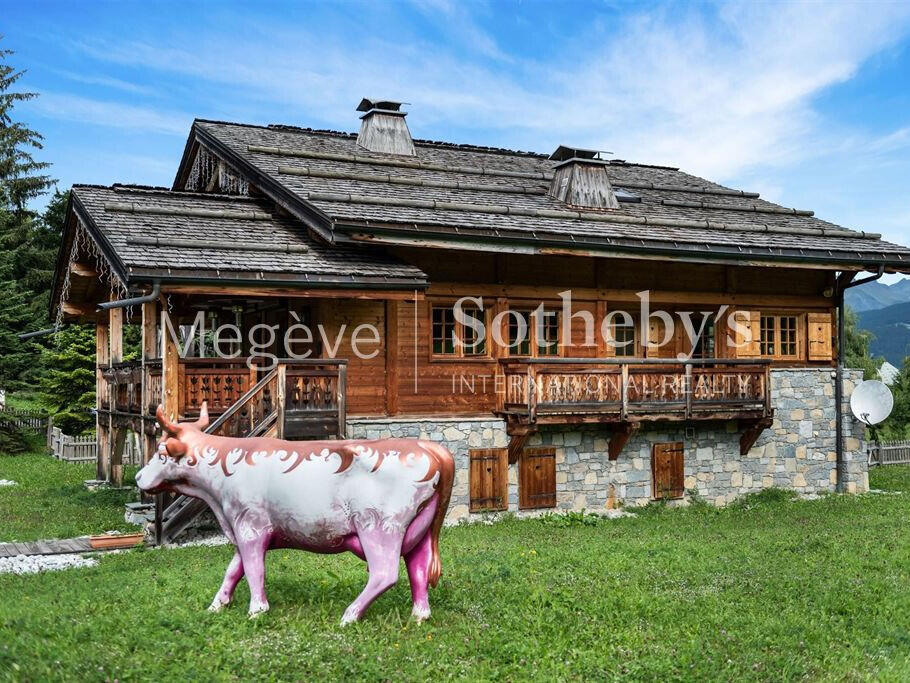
[0,41,57,393]
[38,324,96,434]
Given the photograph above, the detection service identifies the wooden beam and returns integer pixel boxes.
[61,302,96,317]
[70,262,98,278]
[608,421,640,460]
[161,284,425,301]
[385,300,399,416]
[507,431,531,465]
[426,282,832,309]
[740,416,773,455]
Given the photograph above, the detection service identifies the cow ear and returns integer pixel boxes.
[165,437,187,460]
[156,404,179,436]
[196,401,209,430]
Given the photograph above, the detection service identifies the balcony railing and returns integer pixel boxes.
[497,358,772,424]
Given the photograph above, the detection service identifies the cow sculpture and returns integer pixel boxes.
[135,403,454,625]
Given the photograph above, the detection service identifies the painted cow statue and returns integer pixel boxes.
[135,403,454,624]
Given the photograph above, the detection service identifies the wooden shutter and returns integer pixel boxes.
[651,442,684,500]
[732,310,761,358]
[807,312,834,361]
[646,317,680,359]
[519,447,557,509]
[469,449,508,512]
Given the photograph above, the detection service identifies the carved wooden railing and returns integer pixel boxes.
[282,360,347,439]
[179,358,255,419]
[497,358,771,422]
[99,360,143,414]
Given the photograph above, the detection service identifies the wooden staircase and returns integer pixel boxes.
[154,360,346,544]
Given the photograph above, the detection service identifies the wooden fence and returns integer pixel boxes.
[48,427,143,466]
[868,440,910,467]
[0,407,49,432]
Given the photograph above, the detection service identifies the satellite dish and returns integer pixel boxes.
[850,380,894,426]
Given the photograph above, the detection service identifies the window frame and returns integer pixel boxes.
[759,312,800,361]
[429,301,492,360]
[506,307,562,358]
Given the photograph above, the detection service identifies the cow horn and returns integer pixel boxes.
[196,401,209,430]
[155,404,180,436]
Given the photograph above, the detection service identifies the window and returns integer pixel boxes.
[652,442,684,500]
[760,314,798,359]
[519,447,557,509]
[507,309,560,357]
[431,304,489,358]
[431,306,456,355]
[469,449,508,512]
[508,310,532,356]
[691,314,716,359]
[612,316,637,358]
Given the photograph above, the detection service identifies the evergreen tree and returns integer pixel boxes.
[0,41,57,393]
[38,324,96,434]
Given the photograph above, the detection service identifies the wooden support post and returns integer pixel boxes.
[337,363,347,438]
[111,427,127,488]
[95,321,110,481]
[608,421,640,461]
[385,300,399,416]
[108,302,123,485]
[140,301,158,502]
[276,364,287,439]
[161,309,179,422]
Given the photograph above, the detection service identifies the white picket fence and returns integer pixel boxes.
[868,440,910,467]
[48,427,143,466]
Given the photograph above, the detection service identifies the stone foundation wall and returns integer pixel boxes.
[347,368,867,522]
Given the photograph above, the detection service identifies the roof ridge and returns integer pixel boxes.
[200,117,692,169]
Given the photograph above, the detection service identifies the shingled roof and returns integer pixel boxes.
[68,184,427,288]
[181,119,910,271]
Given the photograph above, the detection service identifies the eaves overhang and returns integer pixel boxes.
[333,220,910,274]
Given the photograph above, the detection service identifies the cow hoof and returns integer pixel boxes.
[209,597,232,613]
[340,607,360,626]
[411,604,431,623]
[248,603,269,619]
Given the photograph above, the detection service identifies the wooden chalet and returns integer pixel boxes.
[50,99,910,539]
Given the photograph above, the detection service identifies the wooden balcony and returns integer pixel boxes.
[98,357,347,441]
[496,358,773,460]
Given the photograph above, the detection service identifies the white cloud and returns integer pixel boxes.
[25,91,190,135]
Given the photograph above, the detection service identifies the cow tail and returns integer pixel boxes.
[423,442,455,588]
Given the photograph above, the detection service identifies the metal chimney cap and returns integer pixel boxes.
[549,145,612,163]
[356,98,409,113]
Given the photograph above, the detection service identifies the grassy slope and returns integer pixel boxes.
[0,467,909,680]
[0,454,140,541]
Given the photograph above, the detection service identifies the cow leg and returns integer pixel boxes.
[208,550,244,613]
[404,530,433,623]
[236,536,270,618]
[340,528,403,626]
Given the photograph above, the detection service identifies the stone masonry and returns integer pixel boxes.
[347,368,867,523]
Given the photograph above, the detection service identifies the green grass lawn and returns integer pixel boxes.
[1,465,910,681]
[0,453,140,541]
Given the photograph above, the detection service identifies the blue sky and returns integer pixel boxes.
[3,0,910,281]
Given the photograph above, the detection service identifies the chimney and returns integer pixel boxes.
[355,98,416,156]
[547,146,618,210]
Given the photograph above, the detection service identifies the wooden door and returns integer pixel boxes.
[651,442,684,500]
[469,448,508,512]
[519,447,557,509]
